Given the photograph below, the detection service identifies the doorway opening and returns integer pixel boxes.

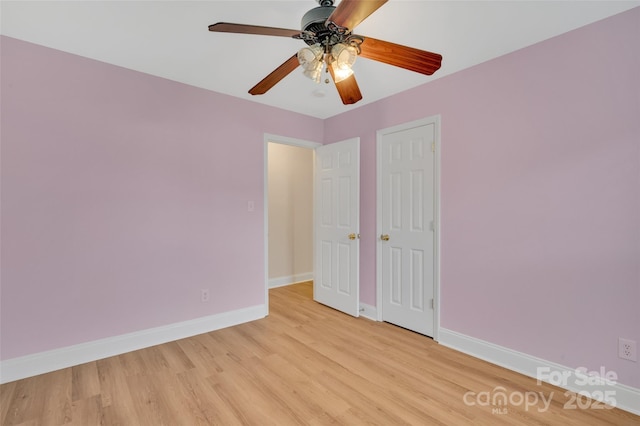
[263,134,321,314]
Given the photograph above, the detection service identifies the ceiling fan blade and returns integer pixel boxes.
[208,22,302,38]
[249,54,300,95]
[328,66,363,105]
[326,0,387,31]
[358,36,442,75]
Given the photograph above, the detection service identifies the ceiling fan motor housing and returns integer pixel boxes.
[301,5,336,45]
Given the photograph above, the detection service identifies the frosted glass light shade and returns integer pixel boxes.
[297,44,323,71]
[331,43,357,70]
[330,43,357,82]
[303,62,323,83]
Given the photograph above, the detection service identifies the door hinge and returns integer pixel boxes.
[431,142,435,152]
[431,299,435,309]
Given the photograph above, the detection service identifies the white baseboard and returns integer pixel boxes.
[0,304,266,384]
[269,272,313,288]
[359,303,378,321]
[439,328,640,416]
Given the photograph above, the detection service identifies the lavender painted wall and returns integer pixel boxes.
[324,8,639,388]
[0,36,323,360]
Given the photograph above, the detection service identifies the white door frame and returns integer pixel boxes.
[375,116,442,341]
[263,134,321,316]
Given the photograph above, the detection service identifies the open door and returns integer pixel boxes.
[313,138,360,317]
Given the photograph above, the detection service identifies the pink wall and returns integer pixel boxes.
[0,36,323,359]
[324,8,639,388]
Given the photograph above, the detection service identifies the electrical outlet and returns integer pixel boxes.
[201,289,210,303]
[618,338,637,361]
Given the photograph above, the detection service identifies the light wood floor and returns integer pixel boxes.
[1,282,638,425]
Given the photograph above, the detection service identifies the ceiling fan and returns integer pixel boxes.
[208,0,442,105]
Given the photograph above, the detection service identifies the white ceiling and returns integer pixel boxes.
[2,1,638,119]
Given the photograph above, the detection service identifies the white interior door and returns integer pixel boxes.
[314,138,360,317]
[378,119,437,336]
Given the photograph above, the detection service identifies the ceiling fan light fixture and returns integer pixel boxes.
[331,43,357,69]
[330,42,357,83]
[303,61,323,83]
[297,44,323,70]
[298,44,324,83]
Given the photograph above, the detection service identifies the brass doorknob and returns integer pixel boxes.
[380,234,390,241]
[348,233,359,240]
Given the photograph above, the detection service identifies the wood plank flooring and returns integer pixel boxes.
[1,282,638,425]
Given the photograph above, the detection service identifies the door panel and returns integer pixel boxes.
[314,138,360,317]
[379,123,435,336]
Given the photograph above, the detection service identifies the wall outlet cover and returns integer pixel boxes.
[618,338,637,362]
